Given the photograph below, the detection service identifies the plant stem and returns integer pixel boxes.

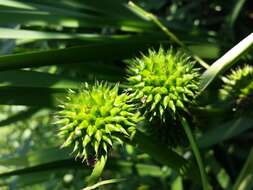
[180,117,211,190]
[128,1,209,69]
[232,147,253,190]
[86,155,107,185]
[83,178,125,190]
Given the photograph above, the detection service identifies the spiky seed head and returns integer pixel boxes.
[220,65,253,113]
[55,82,143,162]
[126,47,199,120]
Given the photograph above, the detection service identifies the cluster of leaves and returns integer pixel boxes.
[0,0,252,190]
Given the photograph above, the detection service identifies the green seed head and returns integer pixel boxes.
[220,65,253,113]
[126,47,199,120]
[55,82,143,161]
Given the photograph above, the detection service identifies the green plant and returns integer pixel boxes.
[127,47,199,120]
[0,1,253,190]
[220,65,253,114]
[55,83,143,162]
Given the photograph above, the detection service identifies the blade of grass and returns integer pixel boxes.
[207,153,232,189]
[0,70,80,106]
[0,7,152,31]
[0,170,59,188]
[126,130,193,176]
[0,0,93,18]
[83,178,125,190]
[180,117,211,190]
[127,1,209,69]
[0,147,169,179]
[232,147,253,190]
[0,70,125,106]
[0,27,117,40]
[0,0,36,10]
[0,70,81,90]
[198,117,253,148]
[227,0,247,29]
[0,147,70,169]
[0,107,39,127]
[86,155,107,185]
[0,159,81,178]
[0,28,164,41]
[199,33,253,93]
[0,88,62,107]
[0,42,162,71]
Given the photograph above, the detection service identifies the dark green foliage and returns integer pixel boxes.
[0,0,252,190]
[220,65,253,114]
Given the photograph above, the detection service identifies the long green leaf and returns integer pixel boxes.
[130,130,192,175]
[86,155,107,185]
[198,117,253,148]
[0,68,127,106]
[180,117,211,190]
[0,27,220,59]
[0,88,62,107]
[0,170,59,188]
[0,28,166,42]
[0,4,152,31]
[0,0,148,22]
[233,148,253,190]
[0,147,167,179]
[0,28,130,40]
[0,42,162,71]
[0,147,70,168]
[199,33,253,92]
[0,70,81,90]
[0,107,39,127]
[83,178,125,190]
[0,70,80,106]
[226,0,247,29]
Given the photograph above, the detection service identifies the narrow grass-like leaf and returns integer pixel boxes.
[232,147,253,190]
[0,171,59,188]
[226,0,247,29]
[0,1,153,31]
[180,117,211,190]
[0,147,71,168]
[200,33,253,92]
[198,117,253,148]
[0,70,81,106]
[86,155,107,185]
[171,176,183,190]
[0,147,167,179]
[129,130,190,174]
[83,178,125,190]
[0,28,167,42]
[0,107,39,127]
[0,88,62,107]
[0,42,163,71]
[0,159,81,178]
[0,70,81,90]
